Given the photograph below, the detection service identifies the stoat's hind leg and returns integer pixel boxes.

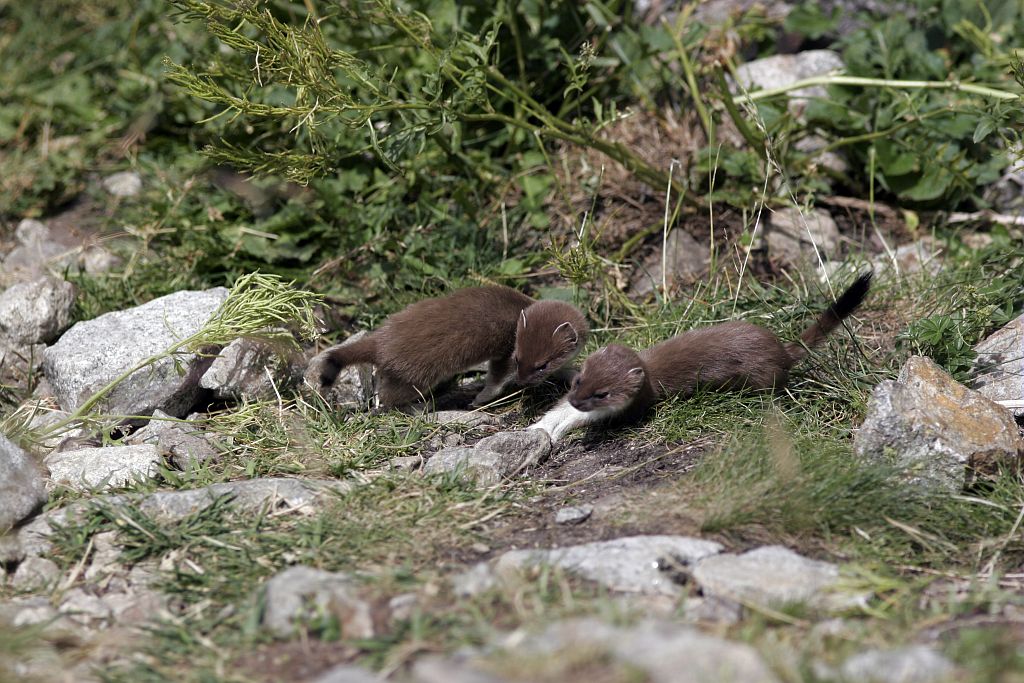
[377,371,429,408]
[471,356,513,406]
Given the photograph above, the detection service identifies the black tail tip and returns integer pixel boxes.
[832,269,873,316]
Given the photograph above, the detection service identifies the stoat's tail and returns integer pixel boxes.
[785,271,872,363]
[318,334,377,387]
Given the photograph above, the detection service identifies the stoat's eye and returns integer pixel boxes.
[534,361,549,373]
[593,391,609,399]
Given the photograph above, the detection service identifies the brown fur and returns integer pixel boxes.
[569,272,873,418]
[514,300,590,384]
[316,286,587,408]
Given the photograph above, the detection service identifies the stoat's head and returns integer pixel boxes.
[514,301,588,384]
[568,344,646,412]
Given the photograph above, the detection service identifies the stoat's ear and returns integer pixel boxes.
[520,309,528,329]
[628,367,644,376]
[552,321,579,346]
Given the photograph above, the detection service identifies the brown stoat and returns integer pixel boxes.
[530,272,872,442]
[311,286,588,408]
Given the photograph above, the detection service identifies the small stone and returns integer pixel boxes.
[0,277,75,345]
[838,645,957,683]
[199,336,303,402]
[972,314,1024,418]
[11,556,61,591]
[83,531,122,582]
[426,410,499,428]
[855,356,1024,491]
[681,595,744,624]
[81,246,122,275]
[691,545,867,612]
[305,332,375,409]
[450,562,497,598]
[766,207,841,267]
[874,240,941,276]
[43,287,229,417]
[388,592,419,623]
[44,444,162,491]
[261,565,374,638]
[411,656,512,683]
[423,447,505,485]
[307,665,380,683]
[0,434,47,532]
[126,410,219,469]
[59,587,113,625]
[734,50,845,110]
[555,505,592,525]
[15,219,50,246]
[475,429,551,469]
[102,171,142,197]
[0,533,25,563]
[389,455,422,471]
[496,535,723,596]
[630,230,709,297]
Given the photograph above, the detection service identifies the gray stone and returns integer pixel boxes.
[22,400,82,452]
[450,562,497,598]
[692,545,866,612]
[508,618,780,683]
[0,533,24,563]
[855,356,1023,492]
[681,595,744,624]
[734,50,845,109]
[630,229,709,297]
[43,287,229,417]
[1,220,71,285]
[766,207,841,267]
[19,477,349,557]
[126,409,219,469]
[102,171,142,197]
[261,565,374,638]
[11,556,60,591]
[305,332,375,408]
[838,645,957,683]
[412,657,512,683]
[496,535,723,596]
[83,531,122,582]
[16,218,50,246]
[44,444,162,491]
[426,410,499,428]
[554,505,592,525]
[423,447,506,485]
[874,240,942,276]
[199,336,303,402]
[0,277,75,345]
[308,664,381,683]
[58,587,113,624]
[971,314,1024,417]
[388,592,419,623]
[389,455,423,471]
[0,434,47,532]
[475,429,551,470]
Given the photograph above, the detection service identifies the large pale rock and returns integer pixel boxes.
[0,434,47,532]
[18,477,349,557]
[734,50,845,105]
[424,430,550,485]
[972,314,1024,417]
[855,356,1023,491]
[102,171,142,197]
[44,444,162,491]
[838,645,957,683]
[0,277,75,345]
[496,535,723,596]
[766,207,841,267]
[126,409,219,469]
[43,287,229,417]
[692,545,865,612]
[261,566,373,638]
[475,430,551,468]
[507,618,780,683]
[630,230,709,297]
[199,336,303,401]
[305,332,375,408]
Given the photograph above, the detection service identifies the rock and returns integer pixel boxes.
[681,595,744,624]
[44,444,162,491]
[388,592,419,623]
[450,562,497,598]
[102,171,142,197]
[874,240,941,276]
[426,410,499,429]
[15,218,50,246]
[766,207,841,267]
[854,356,1024,491]
[971,314,1024,418]
[412,656,512,683]
[0,533,25,564]
[11,556,61,591]
[389,455,423,471]
[0,277,75,345]
[261,566,374,638]
[475,430,551,469]
[81,246,122,275]
[21,400,82,452]
[307,664,381,683]
[423,447,505,485]
[734,50,845,110]
[43,287,229,417]
[0,220,72,285]
[496,535,723,596]
[838,645,957,683]
[199,336,303,402]
[630,230,709,297]
[692,545,866,612]
[305,332,375,409]
[18,477,350,557]
[0,595,59,628]
[126,409,219,469]
[504,618,780,683]
[0,434,47,532]
[554,505,592,525]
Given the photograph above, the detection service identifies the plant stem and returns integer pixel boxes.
[663,11,713,145]
[733,74,1023,104]
[714,68,765,158]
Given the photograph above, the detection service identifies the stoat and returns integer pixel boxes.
[530,272,872,442]
[312,286,588,408]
